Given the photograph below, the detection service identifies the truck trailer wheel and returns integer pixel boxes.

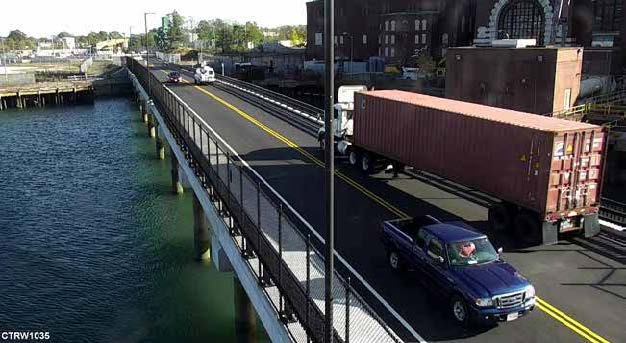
[513,213,541,246]
[361,153,375,174]
[348,150,359,166]
[488,204,512,232]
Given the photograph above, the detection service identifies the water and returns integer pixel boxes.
[0,99,259,342]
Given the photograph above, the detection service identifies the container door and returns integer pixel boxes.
[547,130,605,213]
[575,130,605,208]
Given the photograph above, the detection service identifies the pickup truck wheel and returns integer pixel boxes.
[388,250,403,271]
[450,295,470,325]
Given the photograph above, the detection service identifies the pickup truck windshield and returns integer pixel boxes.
[447,238,498,266]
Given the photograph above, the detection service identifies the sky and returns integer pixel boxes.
[0,0,309,38]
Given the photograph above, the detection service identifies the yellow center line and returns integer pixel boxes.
[158,68,611,343]
[536,297,609,343]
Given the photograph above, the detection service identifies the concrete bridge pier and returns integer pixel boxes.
[141,100,149,124]
[156,127,165,160]
[234,275,258,343]
[147,113,156,138]
[193,192,211,261]
[170,152,184,194]
[16,91,22,109]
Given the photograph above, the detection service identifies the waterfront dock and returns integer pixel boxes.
[0,81,94,110]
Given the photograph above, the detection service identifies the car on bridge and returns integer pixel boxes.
[167,71,181,83]
[381,216,536,326]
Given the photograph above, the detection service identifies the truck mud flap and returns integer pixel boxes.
[542,221,559,245]
[583,213,600,238]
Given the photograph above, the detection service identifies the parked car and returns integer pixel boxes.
[167,71,181,83]
[381,215,536,326]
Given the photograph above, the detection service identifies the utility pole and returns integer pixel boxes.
[323,0,335,342]
[144,12,155,97]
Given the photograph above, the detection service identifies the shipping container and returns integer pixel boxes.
[350,90,607,245]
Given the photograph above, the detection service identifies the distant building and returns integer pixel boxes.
[37,41,52,49]
[446,43,583,114]
[305,0,477,64]
[61,37,75,51]
[263,31,279,38]
[473,0,626,75]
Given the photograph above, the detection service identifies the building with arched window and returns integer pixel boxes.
[476,0,626,48]
[473,0,626,74]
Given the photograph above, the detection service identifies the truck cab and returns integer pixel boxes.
[194,64,215,85]
[381,216,536,325]
[317,85,366,155]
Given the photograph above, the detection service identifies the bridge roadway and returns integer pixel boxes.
[151,63,624,343]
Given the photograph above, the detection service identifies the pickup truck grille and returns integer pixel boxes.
[494,291,525,309]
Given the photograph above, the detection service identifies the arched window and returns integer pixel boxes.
[497,0,545,44]
[391,20,396,31]
[415,19,420,31]
[422,19,427,31]
[385,21,389,31]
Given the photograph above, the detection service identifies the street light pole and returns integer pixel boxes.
[323,0,335,341]
[144,12,155,97]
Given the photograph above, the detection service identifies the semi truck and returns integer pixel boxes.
[318,88,608,245]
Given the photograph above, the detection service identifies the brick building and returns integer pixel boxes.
[446,46,583,114]
[305,0,477,64]
[473,0,626,74]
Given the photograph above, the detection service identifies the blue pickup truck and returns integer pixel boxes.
[381,216,535,325]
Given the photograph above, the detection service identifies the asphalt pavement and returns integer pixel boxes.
[151,63,625,343]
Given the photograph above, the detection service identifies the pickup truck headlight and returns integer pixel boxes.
[475,298,493,307]
[525,285,536,299]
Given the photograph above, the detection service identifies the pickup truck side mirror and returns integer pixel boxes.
[438,256,445,264]
[497,247,503,256]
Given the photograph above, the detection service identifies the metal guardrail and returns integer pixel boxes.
[600,197,626,226]
[126,58,402,343]
[216,74,325,124]
[551,89,626,119]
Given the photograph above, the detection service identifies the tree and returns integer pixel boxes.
[245,21,264,48]
[56,32,73,39]
[5,30,37,50]
[196,20,215,42]
[109,31,123,39]
[415,55,436,77]
[165,10,186,51]
[289,26,306,47]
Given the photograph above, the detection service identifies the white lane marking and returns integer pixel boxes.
[600,219,625,232]
[162,80,426,343]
